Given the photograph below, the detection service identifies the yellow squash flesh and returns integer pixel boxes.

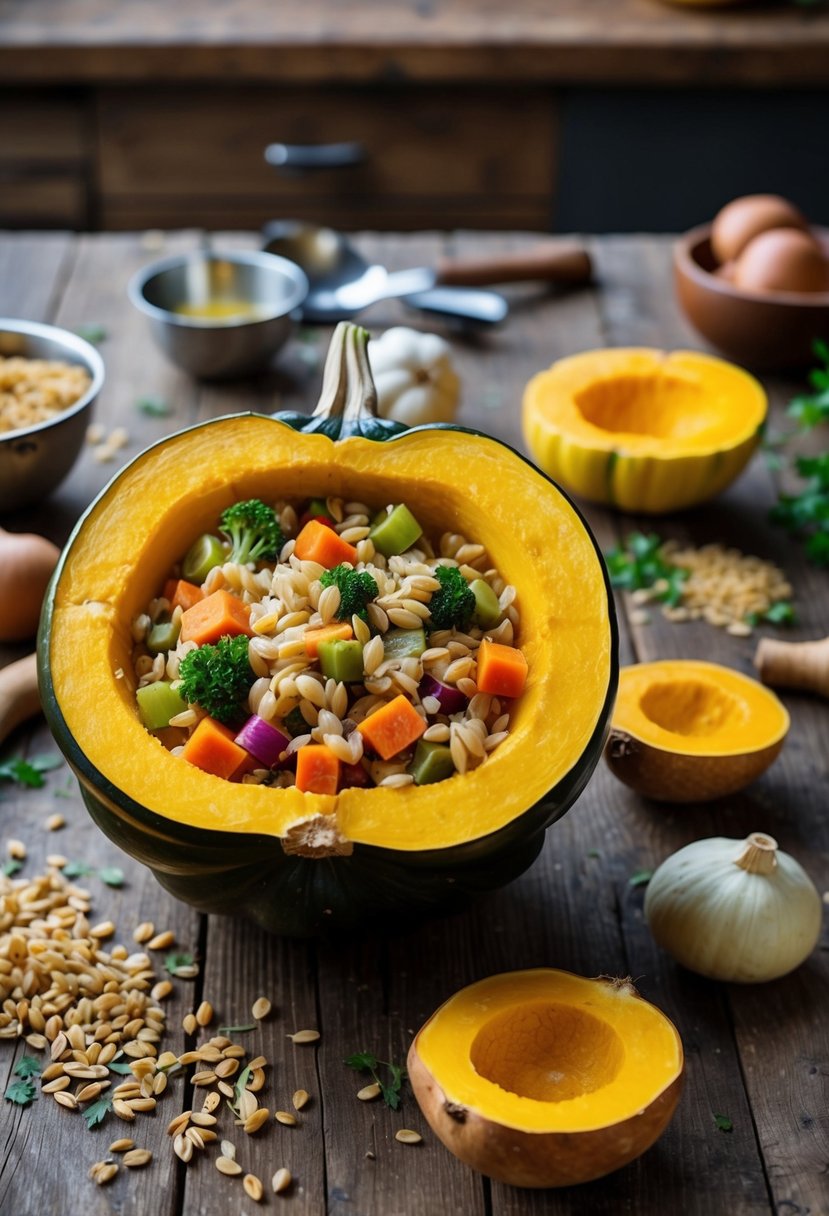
[48,414,613,852]
[522,348,767,514]
[605,659,789,802]
[408,969,684,1188]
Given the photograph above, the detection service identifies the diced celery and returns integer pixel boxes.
[383,627,427,661]
[147,617,181,654]
[408,739,456,785]
[470,579,502,629]
[136,681,188,730]
[306,497,332,518]
[318,639,364,683]
[369,504,423,557]
[182,533,225,582]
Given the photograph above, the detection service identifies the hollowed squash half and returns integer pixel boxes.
[38,325,617,936]
[408,969,684,1188]
[522,348,767,514]
[605,659,789,802]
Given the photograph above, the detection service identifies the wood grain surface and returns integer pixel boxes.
[1,0,829,85]
[0,230,826,1216]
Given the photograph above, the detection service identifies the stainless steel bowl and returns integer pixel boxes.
[128,250,309,379]
[0,319,105,514]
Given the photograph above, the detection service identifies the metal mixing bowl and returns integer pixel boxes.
[129,250,309,379]
[0,319,105,514]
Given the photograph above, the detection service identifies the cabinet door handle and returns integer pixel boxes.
[264,142,366,172]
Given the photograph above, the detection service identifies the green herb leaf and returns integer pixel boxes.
[0,758,45,788]
[75,323,108,345]
[61,861,95,879]
[107,1061,135,1075]
[604,533,689,604]
[82,1091,114,1129]
[217,1024,256,1035]
[164,950,195,976]
[136,395,172,418]
[5,1077,37,1106]
[628,869,653,888]
[714,1113,734,1133]
[2,859,22,877]
[380,1081,402,1110]
[345,1051,378,1073]
[762,600,796,625]
[14,1056,41,1079]
[97,866,125,887]
[587,848,601,859]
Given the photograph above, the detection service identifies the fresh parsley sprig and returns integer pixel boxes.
[604,532,688,607]
[345,1051,407,1110]
[0,753,63,789]
[4,1056,41,1107]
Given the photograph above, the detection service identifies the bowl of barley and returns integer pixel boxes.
[0,318,105,513]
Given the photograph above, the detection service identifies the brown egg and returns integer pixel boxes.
[711,194,808,265]
[733,228,829,295]
[0,529,61,641]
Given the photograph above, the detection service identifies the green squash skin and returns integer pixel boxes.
[37,350,619,937]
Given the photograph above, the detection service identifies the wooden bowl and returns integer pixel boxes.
[674,224,829,370]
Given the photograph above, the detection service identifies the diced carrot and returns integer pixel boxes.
[179,589,254,646]
[293,519,358,568]
[295,744,340,795]
[181,717,249,780]
[476,638,528,698]
[304,621,354,658]
[357,694,427,760]
[163,578,205,613]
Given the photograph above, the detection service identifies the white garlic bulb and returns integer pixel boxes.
[644,832,822,983]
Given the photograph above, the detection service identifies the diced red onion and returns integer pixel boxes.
[234,716,291,768]
[419,673,467,716]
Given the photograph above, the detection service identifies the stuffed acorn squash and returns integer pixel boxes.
[38,324,618,936]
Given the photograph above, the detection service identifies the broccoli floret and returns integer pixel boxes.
[319,563,379,621]
[428,564,475,631]
[177,634,255,724]
[219,499,283,566]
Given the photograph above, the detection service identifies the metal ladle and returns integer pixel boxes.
[262,222,592,326]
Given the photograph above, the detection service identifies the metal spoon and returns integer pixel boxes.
[262,221,509,326]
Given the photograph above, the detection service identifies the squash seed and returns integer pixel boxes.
[292,1088,310,1111]
[251,996,272,1020]
[186,1127,206,1150]
[357,1082,381,1102]
[275,1111,297,1127]
[191,1070,217,1087]
[395,1129,423,1145]
[196,1000,213,1027]
[123,1148,152,1168]
[133,922,154,943]
[147,930,175,950]
[191,1110,217,1127]
[75,1081,104,1103]
[244,1174,265,1202]
[182,1013,197,1035]
[287,1029,320,1044]
[109,1138,135,1153]
[42,1076,71,1094]
[173,1133,193,1163]
[221,1139,236,1160]
[272,1168,292,1194]
[214,1057,239,1079]
[94,1161,119,1185]
[202,1090,220,1113]
[244,1108,271,1134]
[53,1090,78,1110]
[216,1156,243,1176]
[45,814,65,832]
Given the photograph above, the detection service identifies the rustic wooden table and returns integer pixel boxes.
[0,230,827,1216]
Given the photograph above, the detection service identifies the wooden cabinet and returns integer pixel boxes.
[94,86,556,231]
[0,92,90,227]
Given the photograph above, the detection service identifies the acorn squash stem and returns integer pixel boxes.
[311,322,377,423]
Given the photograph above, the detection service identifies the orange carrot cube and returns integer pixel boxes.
[476,638,528,698]
[182,717,249,780]
[304,621,354,658]
[293,519,358,568]
[295,744,340,795]
[163,578,205,613]
[179,589,253,646]
[357,694,427,760]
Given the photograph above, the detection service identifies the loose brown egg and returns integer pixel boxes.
[733,228,829,295]
[0,529,60,641]
[711,194,808,265]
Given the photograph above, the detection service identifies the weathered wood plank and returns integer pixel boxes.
[0,231,74,324]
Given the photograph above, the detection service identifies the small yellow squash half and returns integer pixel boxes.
[522,348,767,514]
[408,969,684,1188]
[605,660,789,802]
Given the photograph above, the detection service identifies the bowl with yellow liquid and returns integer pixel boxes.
[129,250,308,379]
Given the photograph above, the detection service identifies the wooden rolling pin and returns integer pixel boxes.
[0,653,41,748]
[435,242,593,288]
[754,635,829,699]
